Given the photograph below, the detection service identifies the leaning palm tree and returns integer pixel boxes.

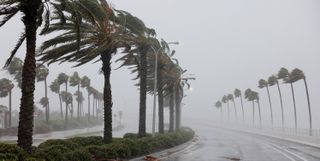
[227,94,237,123]
[57,73,69,127]
[252,91,262,128]
[268,75,285,131]
[0,78,14,127]
[81,76,91,120]
[38,0,128,143]
[60,91,73,120]
[290,68,312,135]
[234,88,244,124]
[215,101,223,122]
[0,0,69,152]
[222,95,229,122]
[278,67,297,130]
[258,79,273,128]
[36,64,49,123]
[74,91,84,118]
[6,57,23,88]
[245,88,255,127]
[69,72,81,119]
[50,79,63,119]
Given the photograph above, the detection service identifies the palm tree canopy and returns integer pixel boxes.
[0,105,8,111]
[49,79,60,94]
[39,97,49,107]
[258,79,268,88]
[57,73,68,85]
[0,78,14,97]
[215,101,222,108]
[222,95,228,103]
[278,67,289,80]
[60,91,73,105]
[74,91,84,103]
[268,75,277,86]
[244,88,252,99]
[227,94,234,101]
[289,68,305,83]
[81,76,90,88]
[36,64,49,82]
[6,57,23,75]
[69,72,80,87]
[234,88,241,98]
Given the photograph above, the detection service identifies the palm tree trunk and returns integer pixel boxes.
[65,82,68,129]
[169,86,174,132]
[266,86,273,128]
[8,90,12,128]
[101,52,113,144]
[232,101,238,123]
[227,101,230,122]
[175,87,181,130]
[252,101,255,127]
[276,80,284,131]
[77,84,80,120]
[17,1,40,152]
[92,97,95,117]
[240,95,244,124]
[220,107,223,122]
[303,78,312,136]
[88,91,90,121]
[44,78,49,124]
[138,46,147,137]
[290,82,297,131]
[158,67,164,134]
[257,100,262,129]
[58,92,63,119]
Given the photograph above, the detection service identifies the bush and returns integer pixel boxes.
[0,143,27,161]
[67,136,104,146]
[38,139,79,150]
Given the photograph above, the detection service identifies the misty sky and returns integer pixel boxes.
[0,0,320,130]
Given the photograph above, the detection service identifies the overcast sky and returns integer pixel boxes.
[0,0,320,131]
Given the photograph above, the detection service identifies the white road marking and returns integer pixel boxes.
[265,143,297,161]
[269,142,308,161]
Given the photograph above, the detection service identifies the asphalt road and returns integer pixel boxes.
[162,124,320,161]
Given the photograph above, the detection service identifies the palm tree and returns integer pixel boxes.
[258,79,273,128]
[245,89,255,127]
[215,101,223,122]
[69,72,81,119]
[234,88,244,124]
[0,78,14,127]
[74,91,84,118]
[38,0,128,143]
[278,67,297,130]
[222,95,229,122]
[60,91,73,121]
[6,57,23,88]
[290,68,312,135]
[36,64,49,123]
[57,73,69,128]
[0,0,68,152]
[49,79,63,119]
[252,91,262,128]
[81,76,91,120]
[227,94,237,123]
[268,75,285,131]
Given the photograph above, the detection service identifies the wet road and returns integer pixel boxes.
[163,124,320,161]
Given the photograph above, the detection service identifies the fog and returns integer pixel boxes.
[0,0,320,133]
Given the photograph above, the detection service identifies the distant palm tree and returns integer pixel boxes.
[74,91,84,117]
[234,89,244,124]
[268,75,285,131]
[60,91,73,120]
[245,88,258,127]
[278,67,297,130]
[258,79,273,128]
[215,101,223,122]
[81,76,91,120]
[290,68,313,135]
[0,79,14,127]
[222,95,229,122]
[36,64,49,123]
[57,73,69,128]
[227,94,237,123]
[6,57,23,88]
[252,91,262,128]
[50,79,63,119]
[69,72,81,119]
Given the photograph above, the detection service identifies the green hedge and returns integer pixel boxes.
[0,127,194,161]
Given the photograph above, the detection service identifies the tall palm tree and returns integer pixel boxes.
[50,79,63,118]
[245,88,255,127]
[6,57,23,87]
[0,0,68,152]
[60,91,73,120]
[36,64,49,123]
[215,101,223,122]
[290,68,312,135]
[69,72,81,119]
[252,91,262,128]
[234,88,244,124]
[81,76,91,120]
[0,78,14,128]
[268,75,285,131]
[57,73,69,128]
[278,67,297,130]
[227,94,237,123]
[38,0,128,143]
[258,79,273,128]
[74,91,84,117]
[222,95,229,122]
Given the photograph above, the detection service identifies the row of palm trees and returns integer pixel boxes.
[0,58,104,128]
[0,0,193,153]
[215,67,312,135]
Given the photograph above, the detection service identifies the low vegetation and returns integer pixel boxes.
[0,127,194,161]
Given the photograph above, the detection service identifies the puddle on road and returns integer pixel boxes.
[221,156,241,161]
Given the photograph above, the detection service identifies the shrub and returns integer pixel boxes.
[34,145,72,161]
[0,143,27,161]
[38,139,79,150]
[64,149,93,161]
[67,136,104,146]
[85,145,117,160]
